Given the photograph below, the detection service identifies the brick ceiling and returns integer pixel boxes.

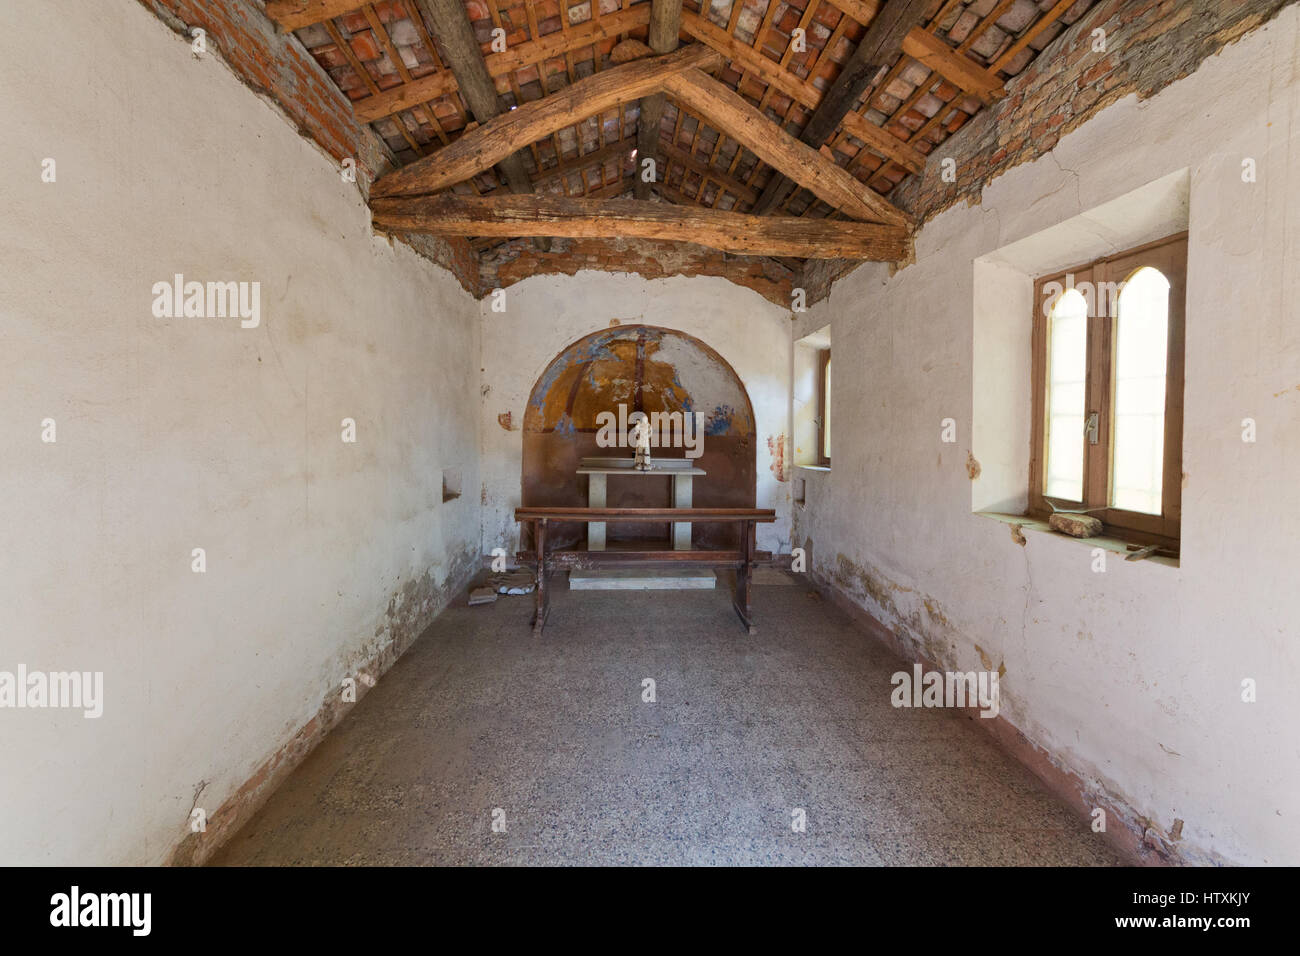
[282,0,1096,261]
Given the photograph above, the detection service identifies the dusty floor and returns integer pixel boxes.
[211,573,1123,866]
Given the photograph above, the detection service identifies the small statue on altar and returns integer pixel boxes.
[630,414,654,471]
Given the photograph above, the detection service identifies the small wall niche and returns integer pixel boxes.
[442,468,462,503]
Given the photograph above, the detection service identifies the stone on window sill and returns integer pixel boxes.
[974,511,1179,568]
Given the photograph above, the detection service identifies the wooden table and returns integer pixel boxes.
[515,506,777,637]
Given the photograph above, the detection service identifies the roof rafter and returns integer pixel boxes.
[634,0,683,200]
[662,67,908,226]
[901,27,1005,104]
[679,8,925,177]
[353,6,651,122]
[371,43,723,199]
[411,0,542,244]
[752,0,931,214]
[266,0,365,31]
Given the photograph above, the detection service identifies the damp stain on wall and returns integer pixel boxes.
[832,552,967,675]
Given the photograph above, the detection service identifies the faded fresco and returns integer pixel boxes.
[522,326,757,550]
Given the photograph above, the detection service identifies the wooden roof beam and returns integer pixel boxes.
[353,6,651,122]
[824,0,882,26]
[266,0,364,31]
[901,27,1005,105]
[409,0,546,245]
[373,194,909,259]
[371,44,722,199]
[992,0,1075,73]
[662,68,909,227]
[679,9,925,178]
[657,137,760,207]
[751,0,931,214]
[634,0,684,200]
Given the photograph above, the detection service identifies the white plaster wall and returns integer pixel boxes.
[793,7,1300,865]
[480,272,793,557]
[0,1,481,864]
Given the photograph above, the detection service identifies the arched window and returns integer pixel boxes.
[1031,234,1187,550]
[1111,267,1171,515]
[820,352,832,464]
[1044,288,1088,501]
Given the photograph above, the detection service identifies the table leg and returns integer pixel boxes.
[588,473,606,551]
[672,474,692,550]
[732,519,757,635]
[533,518,549,636]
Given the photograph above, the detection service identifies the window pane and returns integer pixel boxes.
[1044,288,1088,501]
[823,358,831,460]
[1111,267,1170,515]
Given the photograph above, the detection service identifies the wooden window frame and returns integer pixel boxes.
[1029,232,1187,550]
[816,347,831,467]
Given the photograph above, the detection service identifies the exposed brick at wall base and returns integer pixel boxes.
[892,0,1296,227]
[479,237,797,307]
[167,549,480,866]
[137,0,481,296]
[806,569,1227,866]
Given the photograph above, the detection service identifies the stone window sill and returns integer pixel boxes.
[975,512,1180,568]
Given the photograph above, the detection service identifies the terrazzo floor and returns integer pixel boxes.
[211,572,1123,866]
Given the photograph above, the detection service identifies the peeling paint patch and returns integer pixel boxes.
[705,404,738,436]
[966,451,982,480]
[767,434,787,481]
[497,411,514,431]
[973,643,1007,677]
[923,597,949,628]
[1010,523,1027,546]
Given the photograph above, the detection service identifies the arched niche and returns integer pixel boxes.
[522,325,757,551]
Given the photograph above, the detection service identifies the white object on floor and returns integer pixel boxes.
[568,568,717,590]
[491,570,536,594]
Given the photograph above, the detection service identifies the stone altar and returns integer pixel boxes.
[576,457,706,551]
